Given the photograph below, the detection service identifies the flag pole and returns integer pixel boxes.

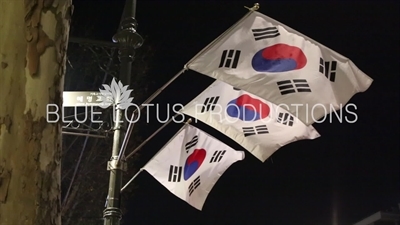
[184,3,260,68]
[116,69,186,163]
[125,114,180,159]
[244,2,260,11]
[120,168,144,192]
[120,118,192,192]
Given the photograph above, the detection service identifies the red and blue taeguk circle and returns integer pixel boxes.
[251,43,307,72]
[183,149,206,180]
[226,94,270,121]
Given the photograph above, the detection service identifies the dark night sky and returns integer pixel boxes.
[71,1,399,224]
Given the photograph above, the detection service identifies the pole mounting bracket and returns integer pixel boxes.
[107,157,128,171]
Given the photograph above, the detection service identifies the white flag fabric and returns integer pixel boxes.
[186,11,373,125]
[143,124,244,210]
[181,80,320,162]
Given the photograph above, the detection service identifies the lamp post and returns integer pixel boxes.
[103,0,143,224]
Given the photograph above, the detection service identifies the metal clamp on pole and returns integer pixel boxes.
[107,156,128,171]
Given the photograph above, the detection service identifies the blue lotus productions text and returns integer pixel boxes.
[46,103,358,124]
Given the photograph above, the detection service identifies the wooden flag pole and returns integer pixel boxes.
[120,118,192,192]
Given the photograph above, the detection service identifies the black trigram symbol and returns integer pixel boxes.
[277,112,294,126]
[251,27,280,41]
[319,58,337,82]
[188,176,201,196]
[242,125,269,137]
[168,165,182,182]
[185,135,198,153]
[277,79,311,95]
[233,87,241,91]
[201,96,220,113]
[209,150,226,163]
[219,50,241,69]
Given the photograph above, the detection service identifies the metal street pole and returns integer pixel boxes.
[103,0,143,224]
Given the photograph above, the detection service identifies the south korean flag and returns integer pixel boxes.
[143,124,244,210]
